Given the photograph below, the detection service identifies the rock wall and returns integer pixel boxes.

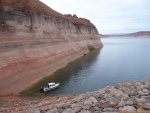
[0,0,102,96]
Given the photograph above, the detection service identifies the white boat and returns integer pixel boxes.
[41,82,60,92]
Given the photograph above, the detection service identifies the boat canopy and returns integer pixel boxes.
[44,83,55,86]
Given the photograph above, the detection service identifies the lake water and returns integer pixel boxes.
[22,38,150,97]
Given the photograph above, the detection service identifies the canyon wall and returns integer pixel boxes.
[0,0,102,96]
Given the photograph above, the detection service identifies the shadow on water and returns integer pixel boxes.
[21,48,103,97]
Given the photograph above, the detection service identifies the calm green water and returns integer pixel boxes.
[22,38,150,97]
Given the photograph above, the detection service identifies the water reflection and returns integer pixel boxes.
[22,38,150,97]
[21,48,102,96]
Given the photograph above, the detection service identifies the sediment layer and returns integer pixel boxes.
[0,0,102,96]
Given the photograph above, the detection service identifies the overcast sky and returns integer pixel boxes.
[41,0,150,34]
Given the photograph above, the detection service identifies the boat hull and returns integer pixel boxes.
[42,83,60,92]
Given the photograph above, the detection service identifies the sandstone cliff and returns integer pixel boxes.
[0,0,102,96]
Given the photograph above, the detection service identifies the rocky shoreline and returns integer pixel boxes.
[0,79,150,113]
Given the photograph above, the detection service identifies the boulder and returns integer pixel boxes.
[136,98,147,103]
[47,109,58,113]
[119,106,137,113]
[88,97,98,105]
[137,107,147,112]
[118,100,125,107]
[138,91,149,96]
[79,110,91,113]
[125,101,134,106]
[29,108,40,113]
[138,103,150,110]
[62,109,75,113]
[109,87,124,97]
[100,98,118,108]
[71,104,82,112]
[137,85,149,90]
[142,89,149,93]
[103,108,115,112]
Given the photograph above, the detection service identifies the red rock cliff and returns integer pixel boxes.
[0,0,103,96]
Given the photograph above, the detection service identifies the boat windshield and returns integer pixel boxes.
[43,83,55,88]
[44,84,49,88]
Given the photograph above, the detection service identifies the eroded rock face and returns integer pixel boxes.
[0,0,102,96]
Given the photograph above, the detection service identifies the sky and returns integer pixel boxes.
[41,0,150,34]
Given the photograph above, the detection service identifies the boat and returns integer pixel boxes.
[40,82,60,92]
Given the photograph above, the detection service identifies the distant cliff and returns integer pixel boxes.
[128,31,150,37]
[101,31,150,38]
[0,0,102,96]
